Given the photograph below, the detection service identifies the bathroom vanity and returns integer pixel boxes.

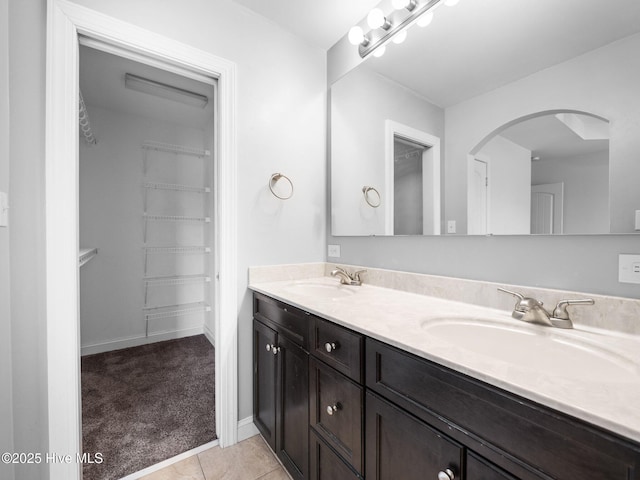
[250,268,640,480]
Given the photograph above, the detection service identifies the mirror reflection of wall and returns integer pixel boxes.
[330,0,640,236]
[330,65,444,236]
[467,112,609,235]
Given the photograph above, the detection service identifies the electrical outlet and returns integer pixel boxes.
[619,254,640,284]
[328,244,341,258]
[447,220,456,234]
[0,192,8,227]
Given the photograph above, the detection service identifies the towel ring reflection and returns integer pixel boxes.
[362,186,381,208]
[269,173,294,200]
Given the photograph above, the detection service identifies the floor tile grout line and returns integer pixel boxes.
[196,451,207,480]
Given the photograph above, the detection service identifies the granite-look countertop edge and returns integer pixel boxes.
[249,277,640,444]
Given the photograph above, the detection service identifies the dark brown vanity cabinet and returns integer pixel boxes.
[366,337,640,480]
[254,293,640,480]
[253,293,310,480]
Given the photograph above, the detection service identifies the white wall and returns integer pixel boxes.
[8,1,49,479]
[445,32,640,233]
[476,136,531,234]
[331,65,444,235]
[79,106,211,353]
[532,151,609,234]
[67,0,327,422]
[0,0,15,478]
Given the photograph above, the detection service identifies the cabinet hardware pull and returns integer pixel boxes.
[437,468,455,480]
[326,403,340,416]
[265,344,271,352]
[325,342,338,353]
[272,346,280,355]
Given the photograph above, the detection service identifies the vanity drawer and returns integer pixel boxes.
[366,337,640,480]
[254,292,310,349]
[310,357,364,474]
[310,316,363,383]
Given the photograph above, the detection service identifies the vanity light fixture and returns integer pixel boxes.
[367,8,392,30]
[124,73,209,108]
[349,0,460,58]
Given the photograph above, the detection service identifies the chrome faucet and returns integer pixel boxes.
[331,266,366,286]
[498,288,594,329]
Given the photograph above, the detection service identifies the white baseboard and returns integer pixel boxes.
[203,323,215,347]
[81,327,205,356]
[237,416,259,442]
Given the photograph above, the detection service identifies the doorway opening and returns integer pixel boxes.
[46,4,238,480]
[385,120,441,235]
[78,42,217,479]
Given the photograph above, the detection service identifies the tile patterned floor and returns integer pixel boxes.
[140,436,291,480]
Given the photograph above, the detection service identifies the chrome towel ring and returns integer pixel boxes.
[269,173,294,200]
[362,186,381,208]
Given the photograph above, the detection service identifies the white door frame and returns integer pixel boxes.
[45,2,238,479]
[384,120,441,235]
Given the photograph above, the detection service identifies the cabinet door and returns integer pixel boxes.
[277,334,309,480]
[254,319,278,450]
[310,430,362,480]
[365,391,463,480]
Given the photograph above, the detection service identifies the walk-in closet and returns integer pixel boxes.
[77,43,217,480]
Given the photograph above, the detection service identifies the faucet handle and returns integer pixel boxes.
[552,298,595,320]
[497,287,544,308]
[497,288,544,321]
[497,287,524,301]
[352,269,366,280]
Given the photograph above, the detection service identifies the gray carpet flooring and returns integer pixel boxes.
[81,334,216,480]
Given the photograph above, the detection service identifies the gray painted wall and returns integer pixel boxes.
[8,1,49,479]
[327,234,640,299]
[1,0,15,478]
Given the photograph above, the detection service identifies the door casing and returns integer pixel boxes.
[45,2,238,479]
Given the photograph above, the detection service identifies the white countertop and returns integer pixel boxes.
[249,276,640,444]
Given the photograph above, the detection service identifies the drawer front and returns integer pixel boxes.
[466,452,518,480]
[365,391,463,480]
[254,293,310,348]
[310,357,364,474]
[366,337,640,480]
[310,429,362,480]
[310,316,363,383]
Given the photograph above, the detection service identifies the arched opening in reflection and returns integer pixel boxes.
[467,110,610,235]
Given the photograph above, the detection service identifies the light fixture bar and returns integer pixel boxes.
[359,0,443,58]
[124,73,208,108]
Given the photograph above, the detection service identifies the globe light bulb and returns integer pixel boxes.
[445,0,460,6]
[367,8,387,29]
[417,11,434,27]
[391,0,410,9]
[373,45,386,58]
[392,30,407,44]
[348,26,365,45]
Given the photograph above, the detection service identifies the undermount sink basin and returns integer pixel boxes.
[421,318,639,382]
[282,281,357,299]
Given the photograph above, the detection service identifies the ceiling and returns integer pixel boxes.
[364,0,640,107]
[79,45,215,130]
[229,0,380,50]
[499,114,609,161]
